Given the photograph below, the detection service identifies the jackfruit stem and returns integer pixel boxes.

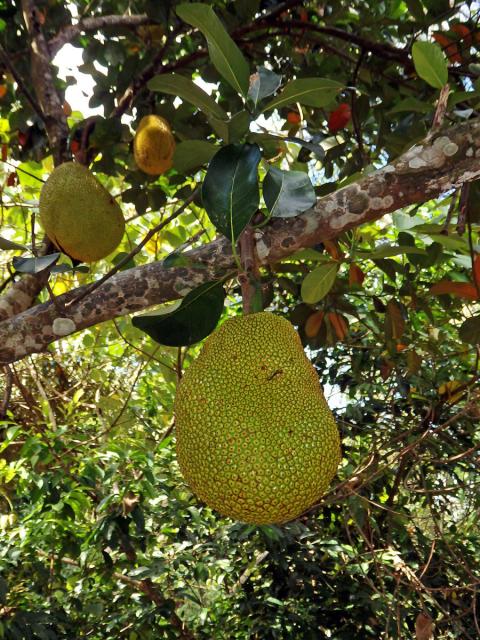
[239,225,262,315]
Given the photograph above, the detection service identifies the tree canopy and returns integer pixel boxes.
[0,0,480,638]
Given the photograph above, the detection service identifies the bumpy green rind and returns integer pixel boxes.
[39,162,125,263]
[174,312,341,524]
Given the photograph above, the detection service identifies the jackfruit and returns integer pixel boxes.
[39,162,125,263]
[174,312,341,524]
[133,115,175,175]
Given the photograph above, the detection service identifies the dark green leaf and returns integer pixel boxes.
[467,179,480,224]
[0,237,28,251]
[263,78,343,112]
[405,0,425,21]
[173,140,218,174]
[132,281,225,346]
[147,73,228,136]
[13,253,60,274]
[248,67,282,108]
[263,167,316,218]
[202,143,261,242]
[176,3,250,96]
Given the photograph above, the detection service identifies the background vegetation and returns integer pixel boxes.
[0,0,480,638]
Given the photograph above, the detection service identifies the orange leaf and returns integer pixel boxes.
[323,239,342,261]
[473,254,480,288]
[432,33,462,63]
[385,300,405,340]
[451,23,472,46]
[6,172,16,187]
[380,359,394,381]
[328,312,348,341]
[429,280,478,300]
[305,311,324,338]
[349,263,365,286]
[0,85,8,99]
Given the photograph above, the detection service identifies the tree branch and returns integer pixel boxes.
[21,0,69,165]
[0,118,479,364]
[49,14,152,56]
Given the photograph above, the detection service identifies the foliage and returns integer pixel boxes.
[0,0,479,638]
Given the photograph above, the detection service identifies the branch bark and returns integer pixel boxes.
[21,0,69,165]
[49,14,152,56]
[0,119,479,365]
[2,2,73,326]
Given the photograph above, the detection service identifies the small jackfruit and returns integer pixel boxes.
[39,162,125,263]
[133,115,175,175]
[174,312,341,524]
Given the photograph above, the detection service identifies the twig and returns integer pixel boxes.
[430,83,451,134]
[457,182,470,235]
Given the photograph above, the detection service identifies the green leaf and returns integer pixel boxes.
[459,316,480,344]
[301,262,338,304]
[405,0,425,21]
[355,245,426,260]
[263,167,316,218]
[173,140,218,174]
[466,179,480,224]
[132,281,225,346]
[147,73,228,136]
[412,41,448,89]
[248,67,282,108]
[388,97,433,114]
[176,3,250,96]
[0,237,28,251]
[12,253,60,274]
[202,143,261,242]
[263,78,343,112]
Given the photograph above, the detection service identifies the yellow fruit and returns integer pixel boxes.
[175,312,341,524]
[39,162,125,263]
[133,115,175,175]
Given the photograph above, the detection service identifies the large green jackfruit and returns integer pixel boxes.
[174,312,341,524]
[39,162,125,263]
[133,115,175,175]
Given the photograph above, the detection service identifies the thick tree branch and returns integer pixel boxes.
[49,14,151,56]
[0,2,72,327]
[0,119,479,364]
[21,0,69,165]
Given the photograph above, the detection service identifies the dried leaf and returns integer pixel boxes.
[429,280,478,300]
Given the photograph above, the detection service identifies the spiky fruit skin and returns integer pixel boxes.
[39,162,125,263]
[175,312,341,524]
[133,115,175,175]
